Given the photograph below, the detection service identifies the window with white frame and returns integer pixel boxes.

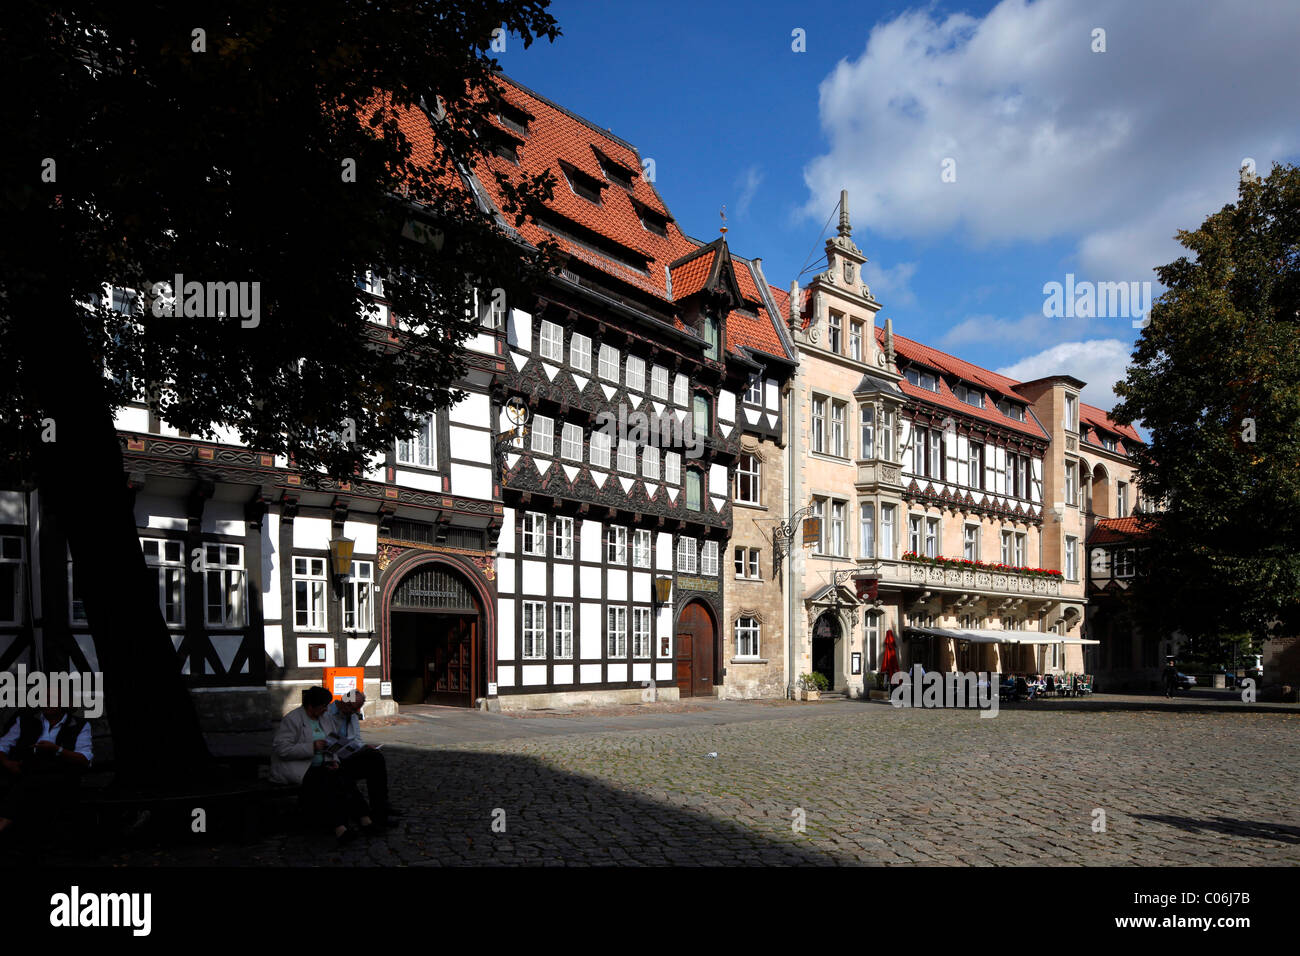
[651,365,669,400]
[553,603,574,659]
[522,601,547,659]
[968,442,983,489]
[396,412,437,468]
[925,517,939,558]
[807,498,825,553]
[642,445,660,480]
[735,616,760,658]
[1065,536,1078,580]
[538,319,564,362]
[1065,394,1079,431]
[554,517,574,559]
[598,343,619,382]
[743,376,762,405]
[830,402,846,456]
[905,366,939,392]
[1001,531,1013,565]
[531,415,554,456]
[827,313,842,353]
[734,454,760,504]
[1065,459,1077,506]
[1014,532,1026,566]
[203,543,246,628]
[607,606,627,657]
[908,515,923,555]
[606,525,627,565]
[929,431,943,480]
[701,540,719,575]
[830,501,847,556]
[632,529,652,568]
[859,503,874,558]
[676,536,697,573]
[734,547,760,579]
[0,536,24,627]
[859,406,874,459]
[692,393,710,437]
[672,373,688,406]
[570,333,592,373]
[1117,481,1129,518]
[625,356,646,392]
[632,607,652,658]
[963,524,979,561]
[664,451,681,485]
[849,321,863,361]
[292,556,328,632]
[1114,548,1135,578]
[561,422,583,461]
[142,538,185,627]
[617,441,637,474]
[954,383,984,408]
[879,505,895,560]
[590,430,612,469]
[522,512,548,556]
[811,397,826,453]
[343,560,374,631]
[686,470,702,511]
[881,409,895,461]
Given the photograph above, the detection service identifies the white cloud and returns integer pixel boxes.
[804,0,1300,283]
[996,338,1133,410]
[942,312,1054,348]
[734,164,764,218]
[863,259,918,307]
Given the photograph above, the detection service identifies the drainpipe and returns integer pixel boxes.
[786,377,796,698]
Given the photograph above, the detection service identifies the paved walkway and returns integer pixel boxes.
[32,695,1300,866]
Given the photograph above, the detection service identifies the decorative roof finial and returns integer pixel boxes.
[720,204,728,236]
[838,189,851,238]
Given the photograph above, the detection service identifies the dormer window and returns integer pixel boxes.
[954,383,984,409]
[1100,434,1117,451]
[997,398,1026,422]
[497,104,530,137]
[562,163,603,204]
[636,203,669,237]
[597,154,635,189]
[905,366,939,392]
[494,142,518,164]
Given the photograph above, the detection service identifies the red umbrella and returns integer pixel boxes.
[881,629,900,678]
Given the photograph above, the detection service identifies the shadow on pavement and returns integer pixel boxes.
[1132,814,1300,845]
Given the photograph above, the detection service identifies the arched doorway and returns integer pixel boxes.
[675,600,716,698]
[812,612,842,689]
[388,562,483,706]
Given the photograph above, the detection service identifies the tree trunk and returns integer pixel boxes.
[19,318,211,786]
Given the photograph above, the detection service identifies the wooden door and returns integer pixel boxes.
[676,602,715,699]
[427,617,476,706]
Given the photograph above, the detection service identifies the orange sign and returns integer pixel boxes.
[802,517,822,548]
[324,667,365,701]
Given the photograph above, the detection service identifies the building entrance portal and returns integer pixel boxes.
[388,563,483,707]
[812,612,842,690]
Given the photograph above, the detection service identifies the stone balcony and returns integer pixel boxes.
[871,559,1063,597]
[855,460,904,490]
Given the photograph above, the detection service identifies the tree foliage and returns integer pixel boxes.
[1112,163,1300,648]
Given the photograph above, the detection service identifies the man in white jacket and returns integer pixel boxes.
[272,686,374,844]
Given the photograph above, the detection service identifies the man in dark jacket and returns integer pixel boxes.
[0,705,93,840]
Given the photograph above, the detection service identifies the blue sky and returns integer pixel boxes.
[494,0,1300,411]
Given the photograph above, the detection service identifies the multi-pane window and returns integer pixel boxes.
[912,426,927,475]
[968,443,983,489]
[1065,459,1077,506]
[702,316,720,360]
[1065,536,1078,581]
[673,373,688,406]
[998,399,1026,422]
[522,512,548,556]
[0,536,24,627]
[735,547,760,579]
[561,422,583,461]
[343,560,374,632]
[590,430,612,469]
[830,402,846,456]
[142,538,185,627]
[1117,482,1129,517]
[553,603,574,659]
[570,333,592,373]
[859,406,874,459]
[830,501,847,557]
[908,515,923,555]
[743,377,762,406]
[1014,533,1026,566]
[955,383,983,408]
[812,398,827,453]
[929,431,943,480]
[692,394,710,438]
[849,321,863,361]
[617,441,637,474]
[676,536,697,573]
[292,556,328,632]
[881,409,895,461]
[827,313,842,353]
[642,445,660,480]
[1001,531,1013,565]
[522,601,547,659]
[735,616,760,658]
[963,525,979,561]
[859,503,874,558]
[651,365,669,399]
[204,543,246,628]
[538,319,564,362]
[632,608,652,658]
[554,517,574,560]
[625,356,646,392]
[701,541,719,576]
[633,529,652,568]
[664,452,681,485]
[879,505,895,560]
[1114,548,1135,578]
[925,517,939,558]
[810,499,826,554]
[735,454,760,504]
[531,414,554,456]
[606,525,627,565]
[1065,394,1079,431]
[686,470,702,511]
[598,343,619,382]
[607,607,627,658]
[396,412,437,468]
[905,366,939,391]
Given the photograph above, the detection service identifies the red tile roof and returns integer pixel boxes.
[1081,402,1142,445]
[725,258,791,362]
[1089,515,1153,544]
[669,249,716,300]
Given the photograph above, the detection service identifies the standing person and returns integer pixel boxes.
[324,690,401,825]
[271,686,373,844]
[0,704,93,843]
[1162,658,1178,698]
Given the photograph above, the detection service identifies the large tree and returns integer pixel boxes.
[1112,163,1300,655]
[0,0,560,782]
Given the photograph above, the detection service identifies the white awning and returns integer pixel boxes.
[905,627,1097,646]
[904,626,1008,644]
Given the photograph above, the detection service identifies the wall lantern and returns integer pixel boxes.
[328,535,355,580]
[654,575,673,605]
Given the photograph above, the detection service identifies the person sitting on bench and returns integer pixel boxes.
[271,686,374,845]
[0,703,93,843]
[325,690,400,825]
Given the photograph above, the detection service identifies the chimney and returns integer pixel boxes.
[884,317,895,365]
[788,280,800,329]
[838,188,851,238]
